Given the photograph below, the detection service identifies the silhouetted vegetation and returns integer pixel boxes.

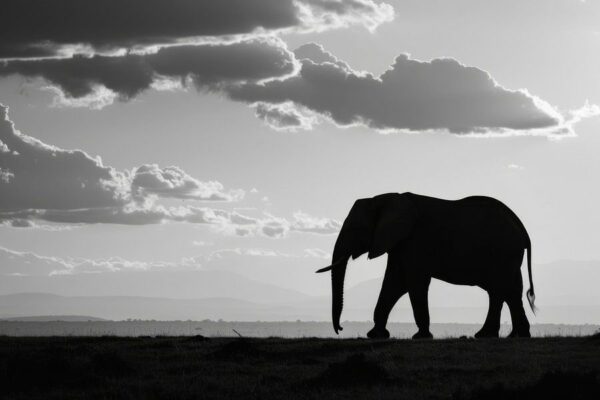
[0,336,598,399]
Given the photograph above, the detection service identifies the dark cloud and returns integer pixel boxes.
[0,105,128,211]
[0,0,392,59]
[0,39,297,101]
[0,104,241,224]
[227,43,563,134]
[2,206,221,226]
[0,105,339,233]
[0,0,296,59]
[0,38,570,135]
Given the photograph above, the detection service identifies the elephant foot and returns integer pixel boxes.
[508,330,531,338]
[367,327,390,339]
[474,329,499,339]
[412,330,433,340]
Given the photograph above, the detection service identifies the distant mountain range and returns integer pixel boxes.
[0,269,313,305]
[1,315,107,322]
[1,291,599,324]
[0,260,599,323]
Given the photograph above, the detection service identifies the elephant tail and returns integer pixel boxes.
[525,242,537,314]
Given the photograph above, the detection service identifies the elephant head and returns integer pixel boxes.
[316,193,417,334]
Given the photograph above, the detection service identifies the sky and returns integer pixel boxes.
[1,0,600,322]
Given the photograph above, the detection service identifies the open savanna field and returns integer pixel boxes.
[1,335,599,400]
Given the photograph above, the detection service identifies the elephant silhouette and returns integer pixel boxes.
[317,192,535,339]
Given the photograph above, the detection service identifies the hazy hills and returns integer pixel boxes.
[0,315,107,322]
[0,260,599,323]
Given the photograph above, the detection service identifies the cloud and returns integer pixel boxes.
[227,43,568,135]
[291,211,342,234]
[0,104,129,211]
[0,167,14,183]
[564,101,600,127]
[0,38,298,104]
[1,218,72,231]
[0,1,393,110]
[0,246,177,276]
[4,4,583,137]
[254,102,317,131]
[0,0,393,59]
[207,247,332,261]
[0,104,241,225]
[0,105,340,235]
[216,212,290,238]
[2,205,221,226]
[213,210,340,238]
[295,0,394,33]
[293,42,351,69]
[0,244,331,277]
[0,246,73,276]
[4,3,593,137]
[303,248,332,259]
[131,164,244,201]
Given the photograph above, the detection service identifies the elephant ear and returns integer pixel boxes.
[337,198,373,260]
[368,193,417,259]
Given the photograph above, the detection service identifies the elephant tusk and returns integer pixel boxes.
[315,259,344,273]
[315,265,333,273]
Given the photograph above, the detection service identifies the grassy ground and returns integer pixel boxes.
[0,335,599,399]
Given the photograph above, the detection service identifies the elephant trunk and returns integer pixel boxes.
[330,231,352,334]
[316,225,363,334]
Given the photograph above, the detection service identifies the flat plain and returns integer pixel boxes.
[1,335,599,400]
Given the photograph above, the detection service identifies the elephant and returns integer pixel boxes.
[316,192,535,339]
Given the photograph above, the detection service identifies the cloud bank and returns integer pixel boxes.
[0,105,338,235]
[229,43,565,135]
[0,245,330,277]
[0,103,234,224]
[2,1,586,136]
[0,38,298,102]
[0,0,392,59]
[1,39,581,136]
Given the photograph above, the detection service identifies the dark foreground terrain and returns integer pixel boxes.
[1,336,599,400]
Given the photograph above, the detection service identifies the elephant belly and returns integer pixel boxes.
[431,268,481,287]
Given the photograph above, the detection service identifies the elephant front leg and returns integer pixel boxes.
[368,264,407,339]
[408,278,433,339]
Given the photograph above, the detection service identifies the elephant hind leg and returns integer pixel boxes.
[408,278,433,339]
[475,292,503,338]
[507,295,531,338]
